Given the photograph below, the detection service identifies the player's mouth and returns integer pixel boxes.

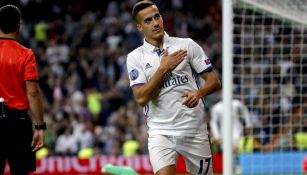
[153,28,162,33]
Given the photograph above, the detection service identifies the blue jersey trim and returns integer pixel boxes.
[197,66,213,75]
[131,83,145,88]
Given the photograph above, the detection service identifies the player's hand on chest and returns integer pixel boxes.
[144,47,189,77]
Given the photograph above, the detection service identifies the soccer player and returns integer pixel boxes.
[0,5,46,175]
[210,96,253,152]
[126,1,221,175]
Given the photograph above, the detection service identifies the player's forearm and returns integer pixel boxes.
[198,76,221,98]
[134,66,168,106]
[27,87,44,124]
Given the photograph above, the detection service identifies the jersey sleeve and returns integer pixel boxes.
[24,50,39,81]
[210,104,221,140]
[239,101,253,128]
[187,38,213,75]
[126,51,147,87]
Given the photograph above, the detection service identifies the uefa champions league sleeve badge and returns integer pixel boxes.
[130,69,139,81]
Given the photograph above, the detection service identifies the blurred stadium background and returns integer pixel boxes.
[231,0,307,174]
[0,0,306,174]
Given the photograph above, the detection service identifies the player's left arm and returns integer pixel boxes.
[182,38,221,108]
[24,51,45,152]
[182,70,221,108]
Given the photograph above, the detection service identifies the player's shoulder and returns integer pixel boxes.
[127,46,144,61]
[9,40,34,56]
[169,36,199,51]
[168,36,194,44]
[232,99,246,109]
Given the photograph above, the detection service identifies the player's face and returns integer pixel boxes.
[136,5,164,41]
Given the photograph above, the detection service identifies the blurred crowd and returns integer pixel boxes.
[4,0,221,157]
[1,0,306,158]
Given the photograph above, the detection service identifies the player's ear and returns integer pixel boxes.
[16,22,21,33]
[136,23,143,32]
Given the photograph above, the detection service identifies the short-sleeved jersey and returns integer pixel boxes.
[0,38,39,110]
[126,34,213,137]
[210,99,252,145]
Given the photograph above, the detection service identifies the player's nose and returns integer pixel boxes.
[152,19,159,26]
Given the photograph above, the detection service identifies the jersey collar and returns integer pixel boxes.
[143,32,171,53]
[0,37,17,41]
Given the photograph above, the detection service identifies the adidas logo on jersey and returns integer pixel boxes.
[145,63,152,69]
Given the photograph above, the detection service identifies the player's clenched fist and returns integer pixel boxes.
[182,91,201,108]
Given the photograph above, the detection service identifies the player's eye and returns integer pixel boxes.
[144,18,152,24]
[154,14,160,20]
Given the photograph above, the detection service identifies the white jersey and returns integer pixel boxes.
[127,34,213,137]
[210,99,252,145]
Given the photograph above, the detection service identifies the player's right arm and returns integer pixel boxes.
[128,49,187,107]
[210,104,222,142]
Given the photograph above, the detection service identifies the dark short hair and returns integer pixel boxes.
[0,5,21,34]
[132,0,155,22]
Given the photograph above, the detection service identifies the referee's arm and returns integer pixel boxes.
[26,81,44,124]
[26,80,45,152]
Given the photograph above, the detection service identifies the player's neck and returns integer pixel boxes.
[145,36,164,48]
[0,31,18,40]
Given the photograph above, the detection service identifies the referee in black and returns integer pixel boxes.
[0,5,46,175]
